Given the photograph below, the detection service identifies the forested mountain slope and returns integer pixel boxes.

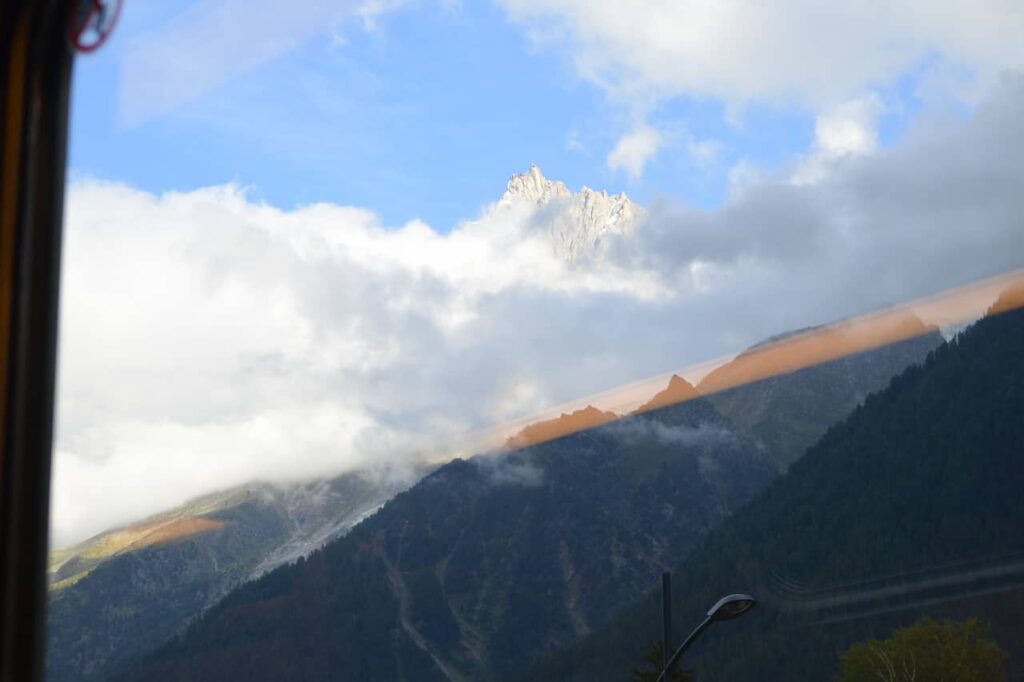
[527,292,1024,681]
[46,471,414,682]
[702,316,942,468]
[116,396,775,681]
[100,314,943,682]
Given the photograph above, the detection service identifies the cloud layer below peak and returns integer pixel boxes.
[54,74,1024,546]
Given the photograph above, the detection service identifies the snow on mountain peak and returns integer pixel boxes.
[500,165,641,262]
[504,163,572,204]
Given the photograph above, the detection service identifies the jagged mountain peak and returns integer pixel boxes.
[504,163,572,204]
[500,165,642,262]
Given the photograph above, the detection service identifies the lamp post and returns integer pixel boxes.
[656,572,756,682]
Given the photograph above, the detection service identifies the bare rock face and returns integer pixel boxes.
[503,163,573,204]
[501,164,640,262]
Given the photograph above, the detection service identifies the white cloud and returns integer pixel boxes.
[607,124,663,178]
[54,75,1024,546]
[792,94,885,184]
[498,1,1024,180]
[613,74,1024,294]
[52,179,659,544]
[814,95,885,158]
[498,0,1024,107]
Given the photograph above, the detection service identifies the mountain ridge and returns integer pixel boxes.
[113,309,948,681]
[525,298,1024,681]
[501,164,639,261]
[46,469,421,682]
[51,311,944,681]
[115,394,776,681]
[633,374,699,415]
[505,404,618,449]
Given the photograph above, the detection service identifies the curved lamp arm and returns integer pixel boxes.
[655,593,755,682]
[655,616,711,682]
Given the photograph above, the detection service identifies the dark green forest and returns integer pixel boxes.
[47,501,292,682]
[45,472,407,682]
[526,292,1024,681]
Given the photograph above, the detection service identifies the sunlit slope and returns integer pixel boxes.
[46,472,415,682]
[528,290,1024,682]
[48,487,255,590]
[116,397,776,682]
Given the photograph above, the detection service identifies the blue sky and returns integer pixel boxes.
[60,0,912,230]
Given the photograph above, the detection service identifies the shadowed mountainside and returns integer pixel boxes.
[89,317,941,682]
[53,312,945,681]
[526,296,1024,681]
[701,320,942,468]
[46,471,418,682]
[115,396,775,681]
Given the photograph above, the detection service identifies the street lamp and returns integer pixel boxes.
[656,572,756,682]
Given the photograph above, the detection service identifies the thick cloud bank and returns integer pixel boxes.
[499,0,1024,107]
[53,76,1024,545]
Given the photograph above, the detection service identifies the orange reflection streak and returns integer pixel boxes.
[486,268,1024,453]
[505,406,617,449]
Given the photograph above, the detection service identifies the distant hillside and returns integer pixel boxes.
[100,315,942,682]
[46,470,417,682]
[503,322,938,463]
[701,316,942,467]
[55,307,944,682]
[526,295,1024,681]
[115,395,776,681]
